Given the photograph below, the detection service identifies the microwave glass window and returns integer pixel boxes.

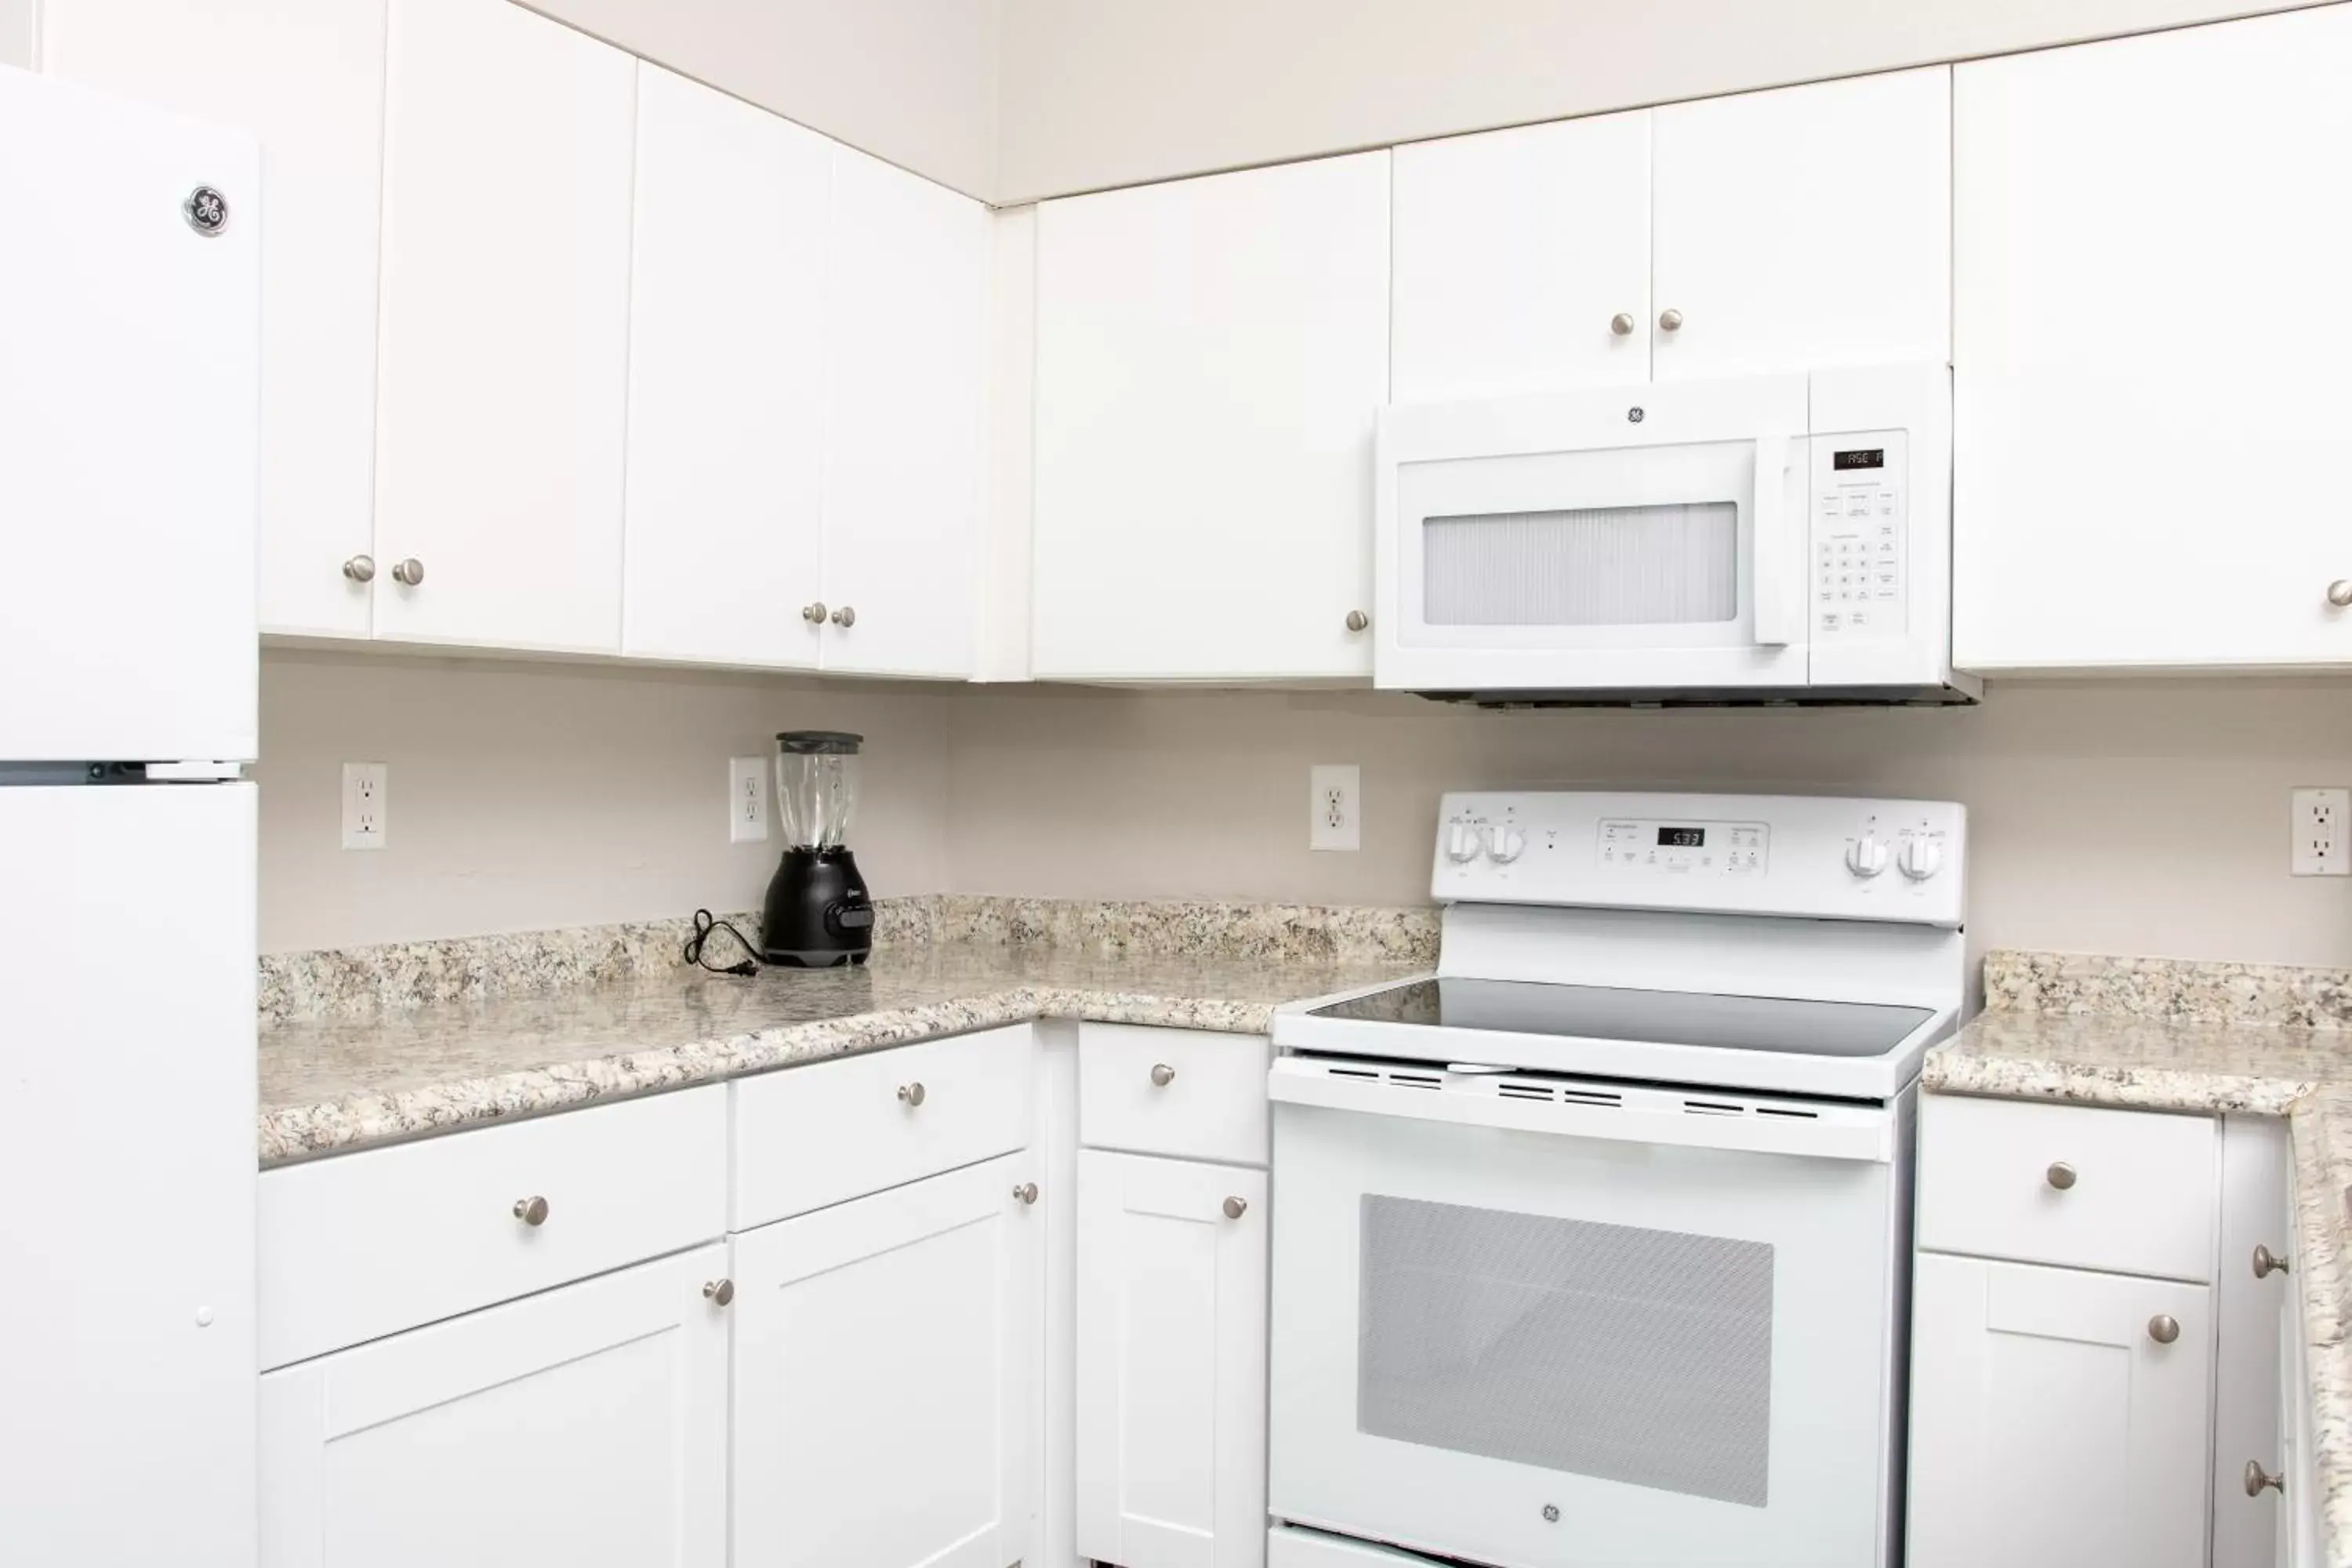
[1422,503,1737,626]
[1357,1194,1775,1507]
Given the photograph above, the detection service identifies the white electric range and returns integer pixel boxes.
[1265,791,1965,1568]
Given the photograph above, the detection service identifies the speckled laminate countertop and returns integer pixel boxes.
[258,941,1421,1167]
[1926,1009,2352,1566]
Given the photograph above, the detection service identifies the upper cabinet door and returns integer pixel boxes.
[1952,8,2352,672]
[1033,151,1391,681]
[1392,111,1652,402]
[817,147,989,679]
[39,0,387,640]
[622,63,830,669]
[371,0,634,654]
[1651,67,1950,382]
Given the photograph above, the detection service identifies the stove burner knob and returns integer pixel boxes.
[1487,825,1526,864]
[1898,836,1944,881]
[1445,822,1485,864]
[1845,835,1889,879]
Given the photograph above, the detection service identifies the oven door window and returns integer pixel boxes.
[1421,503,1739,628]
[1359,1195,1772,1507]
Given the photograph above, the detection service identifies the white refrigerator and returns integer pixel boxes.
[0,64,261,1566]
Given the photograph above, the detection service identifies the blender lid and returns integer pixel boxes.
[776,731,863,754]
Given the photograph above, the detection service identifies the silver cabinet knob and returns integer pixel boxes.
[512,1195,550,1227]
[1013,1181,1039,1205]
[897,1081,925,1107]
[830,605,856,628]
[2045,1161,2077,1191]
[802,601,827,624]
[1222,1196,1247,1220]
[342,554,376,583]
[1149,1062,1176,1087]
[2329,581,2352,608]
[390,557,425,586]
[1610,312,1635,336]
[1657,307,1684,332]
[2147,1314,2180,1345]
[2246,1460,2284,1497]
[703,1278,735,1307]
[2254,1243,2292,1279]
[1345,609,1370,633]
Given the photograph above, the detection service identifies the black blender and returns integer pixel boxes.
[760,731,873,966]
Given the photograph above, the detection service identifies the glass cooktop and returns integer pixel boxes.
[1305,977,1933,1059]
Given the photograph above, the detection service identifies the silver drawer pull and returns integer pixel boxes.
[2246,1460,2284,1497]
[703,1278,735,1307]
[898,1081,926,1107]
[512,1195,550,1227]
[1013,1181,1039,1205]
[2045,1161,2077,1191]
[2254,1243,2291,1279]
[1222,1196,1247,1220]
[1149,1062,1175,1087]
[2147,1314,2180,1345]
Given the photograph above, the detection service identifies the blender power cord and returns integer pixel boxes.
[684,909,760,977]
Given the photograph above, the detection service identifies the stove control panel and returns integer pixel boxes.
[1435,791,1965,927]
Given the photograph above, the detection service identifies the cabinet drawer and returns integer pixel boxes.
[259,1086,728,1370]
[1080,1024,1271,1166]
[731,1023,1035,1230]
[1917,1094,2217,1282]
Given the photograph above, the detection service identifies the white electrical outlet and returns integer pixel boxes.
[2293,786,2350,876]
[341,762,387,851]
[728,756,771,844]
[1309,764,1360,852]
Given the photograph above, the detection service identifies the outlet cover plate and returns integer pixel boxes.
[729,757,770,844]
[341,761,387,851]
[2293,786,2349,876]
[1310,764,1360,852]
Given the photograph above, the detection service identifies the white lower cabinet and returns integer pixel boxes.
[730,1150,1041,1568]
[1908,1251,2213,1568]
[258,1243,730,1568]
[1076,1149,1269,1568]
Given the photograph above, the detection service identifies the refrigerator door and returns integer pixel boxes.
[0,66,259,763]
[0,783,256,1566]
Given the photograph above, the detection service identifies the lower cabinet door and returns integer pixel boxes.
[1907,1251,2213,1568]
[1076,1149,1269,1568]
[731,1151,1040,1568]
[258,1243,730,1568]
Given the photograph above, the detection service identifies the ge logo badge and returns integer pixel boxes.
[183,186,229,238]
[1627,406,1645,423]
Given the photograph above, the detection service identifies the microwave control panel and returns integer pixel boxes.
[1810,430,1907,641]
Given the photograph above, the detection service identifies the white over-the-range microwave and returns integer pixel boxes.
[1374,362,1977,705]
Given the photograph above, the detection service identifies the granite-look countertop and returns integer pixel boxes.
[1925,1002,2352,1566]
[259,941,1420,1167]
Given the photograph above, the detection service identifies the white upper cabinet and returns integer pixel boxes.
[1952,7,2352,672]
[1391,111,1652,402]
[1033,151,1391,681]
[1650,66,1950,382]
[371,0,635,654]
[622,62,831,669]
[38,0,387,640]
[817,146,990,678]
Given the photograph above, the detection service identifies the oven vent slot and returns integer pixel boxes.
[1559,1088,1624,1108]
[1388,1071,1443,1090]
[1496,1083,1556,1102]
[1328,1066,1379,1081]
[1755,1105,1820,1120]
[1682,1099,1746,1116]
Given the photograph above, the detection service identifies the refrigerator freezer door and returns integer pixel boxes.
[0,66,259,763]
[0,783,256,1566]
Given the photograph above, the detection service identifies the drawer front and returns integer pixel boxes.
[1080,1023,1271,1166]
[731,1023,1036,1230]
[1917,1094,2217,1282]
[259,1085,728,1370]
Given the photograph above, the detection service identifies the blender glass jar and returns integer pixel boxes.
[775,731,861,850]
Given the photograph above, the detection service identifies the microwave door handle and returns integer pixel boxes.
[1750,432,1796,648]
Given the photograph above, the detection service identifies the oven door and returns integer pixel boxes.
[1269,1062,1908,1568]
[1376,375,1809,693]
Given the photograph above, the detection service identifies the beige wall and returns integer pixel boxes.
[995,0,2308,201]
[256,650,956,952]
[943,679,2352,972]
[522,0,1000,199]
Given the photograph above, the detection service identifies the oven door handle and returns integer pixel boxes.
[1269,1064,1895,1163]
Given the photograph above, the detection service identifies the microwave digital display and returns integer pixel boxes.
[1832,448,1886,471]
[1657,826,1705,848]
